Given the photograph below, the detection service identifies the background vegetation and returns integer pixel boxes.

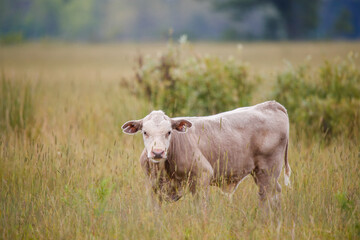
[273,53,360,139]
[134,42,253,116]
[0,77,36,134]
[0,42,359,239]
[1,0,359,42]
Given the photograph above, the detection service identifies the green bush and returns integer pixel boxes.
[0,75,36,133]
[134,42,254,116]
[273,53,360,139]
[0,32,24,45]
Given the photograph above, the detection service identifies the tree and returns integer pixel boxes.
[332,8,354,37]
[210,0,321,40]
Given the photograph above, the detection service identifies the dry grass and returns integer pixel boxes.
[0,42,359,239]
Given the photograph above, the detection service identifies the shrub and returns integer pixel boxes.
[273,53,360,139]
[0,32,24,45]
[134,41,254,116]
[0,74,36,133]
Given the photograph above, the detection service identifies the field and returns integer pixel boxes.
[0,42,359,239]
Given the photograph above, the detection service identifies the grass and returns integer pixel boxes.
[0,76,36,133]
[0,42,359,239]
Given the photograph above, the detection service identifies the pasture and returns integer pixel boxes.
[0,42,359,239]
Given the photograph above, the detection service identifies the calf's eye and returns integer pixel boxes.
[167,131,171,136]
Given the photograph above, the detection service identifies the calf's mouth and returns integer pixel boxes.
[149,157,167,163]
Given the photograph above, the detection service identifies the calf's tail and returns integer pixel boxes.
[284,139,291,187]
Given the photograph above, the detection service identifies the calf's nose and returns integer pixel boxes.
[152,148,165,158]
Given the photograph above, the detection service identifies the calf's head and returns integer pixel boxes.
[122,111,192,162]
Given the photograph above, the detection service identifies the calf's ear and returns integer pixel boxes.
[122,120,142,134]
[171,119,192,133]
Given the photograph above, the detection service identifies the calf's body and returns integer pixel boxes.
[123,101,291,206]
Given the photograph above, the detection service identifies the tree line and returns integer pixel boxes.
[0,0,358,42]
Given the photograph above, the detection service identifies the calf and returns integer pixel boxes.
[122,101,291,208]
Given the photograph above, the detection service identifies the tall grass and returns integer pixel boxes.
[1,131,358,239]
[0,43,359,239]
[0,74,36,134]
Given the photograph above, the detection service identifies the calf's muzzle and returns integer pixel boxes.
[151,148,165,159]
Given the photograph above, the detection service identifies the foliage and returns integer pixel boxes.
[0,32,24,45]
[210,0,321,39]
[61,179,114,219]
[335,192,354,213]
[0,75,36,133]
[332,8,354,37]
[1,0,359,41]
[134,42,254,116]
[273,53,360,139]
[0,0,107,41]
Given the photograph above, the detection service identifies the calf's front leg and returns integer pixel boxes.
[190,152,214,209]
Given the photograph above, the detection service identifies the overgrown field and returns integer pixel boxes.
[0,42,359,239]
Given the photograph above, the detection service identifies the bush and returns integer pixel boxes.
[0,32,24,45]
[0,74,36,133]
[273,53,360,139]
[134,41,254,116]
